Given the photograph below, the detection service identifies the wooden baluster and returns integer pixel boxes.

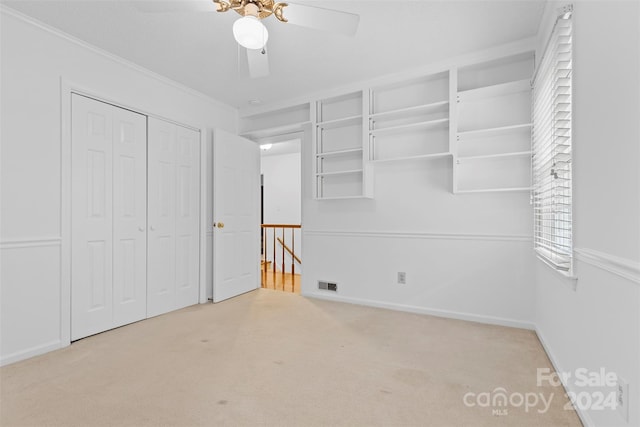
[291,228,295,278]
[262,227,267,273]
[281,227,285,289]
[272,227,276,275]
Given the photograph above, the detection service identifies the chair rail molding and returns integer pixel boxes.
[0,237,62,250]
[303,229,532,242]
[574,247,640,285]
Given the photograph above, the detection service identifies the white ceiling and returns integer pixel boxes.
[3,0,546,109]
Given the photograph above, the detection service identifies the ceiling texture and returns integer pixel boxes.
[3,0,546,109]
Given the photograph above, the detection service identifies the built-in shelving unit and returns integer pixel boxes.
[454,52,534,193]
[314,91,373,200]
[367,72,451,164]
[239,49,535,200]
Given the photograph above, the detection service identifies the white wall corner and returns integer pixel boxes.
[535,328,594,427]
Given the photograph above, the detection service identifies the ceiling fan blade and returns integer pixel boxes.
[247,47,270,78]
[281,3,359,37]
[133,1,216,14]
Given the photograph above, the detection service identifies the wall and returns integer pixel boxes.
[255,39,537,330]
[302,147,535,328]
[261,150,302,274]
[262,152,302,226]
[534,2,640,426]
[0,8,237,365]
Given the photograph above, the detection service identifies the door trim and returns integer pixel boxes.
[249,129,307,294]
[60,78,207,347]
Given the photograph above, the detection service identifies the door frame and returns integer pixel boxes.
[251,129,307,292]
[60,78,208,347]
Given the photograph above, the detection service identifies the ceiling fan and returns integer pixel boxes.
[216,0,359,78]
[137,0,359,78]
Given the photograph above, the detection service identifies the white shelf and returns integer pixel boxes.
[369,100,449,121]
[371,152,452,163]
[454,55,533,197]
[457,151,532,161]
[241,121,310,140]
[457,79,531,103]
[456,187,531,194]
[316,115,362,128]
[316,148,363,158]
[316,169,363,177]
[457,123,532,140]
[315,90,370,200]
[315,195,372,200]
[370,118,449,136]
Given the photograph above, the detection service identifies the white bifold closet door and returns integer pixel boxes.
[71,94,147,341]
[147,117,200,317]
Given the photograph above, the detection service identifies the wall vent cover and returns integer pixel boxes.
[318,281,337,291]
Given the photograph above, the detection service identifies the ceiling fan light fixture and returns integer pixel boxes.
[233,16,269,50]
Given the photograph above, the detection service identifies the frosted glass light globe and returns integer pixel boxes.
[233,16,269,50]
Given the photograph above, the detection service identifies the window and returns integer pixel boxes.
[532,6,573,273]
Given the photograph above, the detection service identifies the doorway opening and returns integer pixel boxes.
[259,138,302,293]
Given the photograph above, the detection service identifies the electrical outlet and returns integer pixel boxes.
[397,272,406,284]
[617,378,629,422]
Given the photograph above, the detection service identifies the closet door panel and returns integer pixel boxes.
[112,109,148,327]
[71,95,114,340]
[147,119,200,316]
[147,118,177,317]
[174,127,200,309]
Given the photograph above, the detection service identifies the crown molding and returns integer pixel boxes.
[0,5,236,114]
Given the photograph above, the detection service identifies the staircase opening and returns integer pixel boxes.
[260,138,302,293]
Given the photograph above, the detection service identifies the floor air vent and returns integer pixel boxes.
[318,281,337,291]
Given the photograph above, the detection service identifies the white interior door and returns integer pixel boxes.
[174,125,201,309]
[71,94,147,340]
[212,129,261,302]
[112,106,148,328]
[147,118,200,316]
[147,119,176,317]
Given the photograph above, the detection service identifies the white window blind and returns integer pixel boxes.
[532,7,573,272]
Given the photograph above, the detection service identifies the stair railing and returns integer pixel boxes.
[261,224,302,275]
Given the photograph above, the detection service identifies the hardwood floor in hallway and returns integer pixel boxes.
[261,270,300,294]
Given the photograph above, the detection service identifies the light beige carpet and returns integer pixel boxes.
[1,289,581,426]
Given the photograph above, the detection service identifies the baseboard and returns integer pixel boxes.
[303,291,535,330]
[535,327,594,427]
[0,340,63,367]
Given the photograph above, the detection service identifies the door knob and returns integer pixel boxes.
[216,222,225,229]
[138,226,145,232]
[150,225,156,231]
